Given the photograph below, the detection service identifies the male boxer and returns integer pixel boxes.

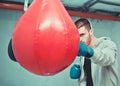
[70,18,118,86]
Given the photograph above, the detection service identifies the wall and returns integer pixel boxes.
[0,9,120,86]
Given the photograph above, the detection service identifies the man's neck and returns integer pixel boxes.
[89,35,97,47]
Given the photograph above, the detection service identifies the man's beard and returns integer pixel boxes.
[86,34,91,46]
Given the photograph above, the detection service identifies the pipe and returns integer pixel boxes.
[93,9,120,16]
[0,2,23,11]
[68,10,120,21]
[0,2,120,21]
[98,1,120,6]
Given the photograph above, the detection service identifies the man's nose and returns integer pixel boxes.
[80,38,83,41]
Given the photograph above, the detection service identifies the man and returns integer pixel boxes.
[70,18,118,86]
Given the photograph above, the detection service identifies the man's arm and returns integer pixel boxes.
[90,40,117,66]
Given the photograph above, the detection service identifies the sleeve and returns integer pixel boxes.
[90,40,117,66]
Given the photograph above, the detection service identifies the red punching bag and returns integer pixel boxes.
[12,0,79,76]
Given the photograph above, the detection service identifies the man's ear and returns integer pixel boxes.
[90,29,93,36]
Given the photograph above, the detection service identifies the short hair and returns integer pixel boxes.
[75,18,91,30]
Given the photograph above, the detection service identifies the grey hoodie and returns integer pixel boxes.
[78,37,118,86]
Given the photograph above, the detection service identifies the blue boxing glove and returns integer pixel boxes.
[8,39,17,62]
[77,42,94,58]
[70,64,81,79]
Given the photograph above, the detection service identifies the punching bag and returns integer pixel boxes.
[12,0,79,76]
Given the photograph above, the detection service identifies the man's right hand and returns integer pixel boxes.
[77,42,94,58]
[8,39,17,62]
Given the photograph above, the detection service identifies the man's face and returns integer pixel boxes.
[78,26,92,46]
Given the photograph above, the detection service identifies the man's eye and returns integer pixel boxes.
[80,34,84,36]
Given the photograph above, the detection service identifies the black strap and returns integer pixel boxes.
[84,58,93,86]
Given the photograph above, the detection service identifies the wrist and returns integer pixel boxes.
[85,47,94,58]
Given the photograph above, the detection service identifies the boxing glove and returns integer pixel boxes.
[8,39,17,62]
[77,42,94,58]
[70,64,81,79]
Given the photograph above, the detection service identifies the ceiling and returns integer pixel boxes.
[0,0,120,21]
[62,0,120,16]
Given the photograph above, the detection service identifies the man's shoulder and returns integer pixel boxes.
[97,37,117,49]
[98,37,110,41]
